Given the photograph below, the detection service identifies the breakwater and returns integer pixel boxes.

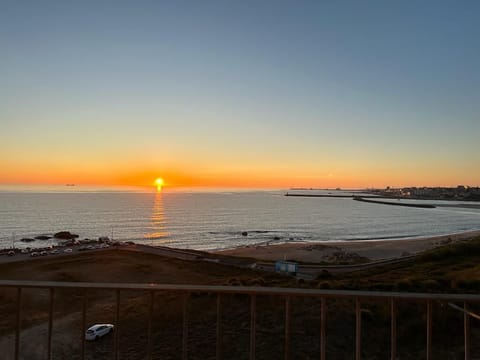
[286,193,355,198]
[353,197,436,209]
[285,193,386,199]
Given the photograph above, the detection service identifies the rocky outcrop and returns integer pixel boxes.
[54,231,79,240]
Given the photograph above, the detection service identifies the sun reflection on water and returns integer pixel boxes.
[144,192,169,244]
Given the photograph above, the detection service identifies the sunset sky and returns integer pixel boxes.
[1,1,479,190]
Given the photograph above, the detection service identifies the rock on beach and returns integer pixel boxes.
[54,231,79,240]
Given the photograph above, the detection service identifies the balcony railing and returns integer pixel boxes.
[0,280,479,359]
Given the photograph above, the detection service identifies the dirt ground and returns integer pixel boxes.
[1,243,479,359]
[0,249,296,360]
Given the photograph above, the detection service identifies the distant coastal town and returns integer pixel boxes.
[287,185,480,202]
[370,185,480,201]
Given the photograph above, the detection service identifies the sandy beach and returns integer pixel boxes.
[216,230,480,262]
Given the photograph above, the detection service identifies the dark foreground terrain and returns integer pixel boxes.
[1,238,480,359]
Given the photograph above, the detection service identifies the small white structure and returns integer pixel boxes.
[275,261,298,275]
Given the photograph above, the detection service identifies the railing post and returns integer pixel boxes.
[81,290,87,360]
[464,302,470,360]
[426,300,432,360]
[285,296,291,360]
[216,293,223,360]
[14,287,22,360]
[47,288,54,360]
[114,289,120,360]
[250,294,256,360]
[355,297,361,360]
[182,293,189,360]
[320,297,326,360]
[391,298,396,360]
[147,291,154,360]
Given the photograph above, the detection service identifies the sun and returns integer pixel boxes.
[155,177,164,192]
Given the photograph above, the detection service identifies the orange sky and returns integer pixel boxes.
[1,2,479,190]
[1,158,477,190]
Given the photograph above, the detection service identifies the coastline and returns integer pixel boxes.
[215,229,480,262]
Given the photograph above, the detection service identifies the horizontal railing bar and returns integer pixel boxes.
[1,280,480,301]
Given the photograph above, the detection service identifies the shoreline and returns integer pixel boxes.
[215,229,480,262]
[4,228,480,263]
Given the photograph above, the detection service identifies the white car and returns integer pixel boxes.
[85,324,114,340]
[64,248,73,253]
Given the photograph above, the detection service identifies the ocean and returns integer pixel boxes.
[1,188,480,250]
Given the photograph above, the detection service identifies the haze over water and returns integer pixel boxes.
[1,190,479,251]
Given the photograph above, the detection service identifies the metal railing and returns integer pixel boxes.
[1,280,479,359]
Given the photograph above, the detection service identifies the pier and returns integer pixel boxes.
[353,197,436,208]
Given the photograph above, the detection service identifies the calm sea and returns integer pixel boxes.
[1,189,480,250]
